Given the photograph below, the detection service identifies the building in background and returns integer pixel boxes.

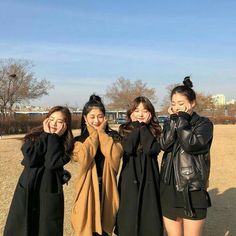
[226,99,236,105]
[212,94,226,106]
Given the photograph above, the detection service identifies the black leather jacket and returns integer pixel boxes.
[159,111,213,217]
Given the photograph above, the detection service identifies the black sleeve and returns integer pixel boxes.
[121,121,140,156]
[140,124,161,156]
[44,133,70,170]
[176,112,213,154]
[159,114,177,151]
[21,132,48,167]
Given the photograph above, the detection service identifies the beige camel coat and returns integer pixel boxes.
[71,126,123,236]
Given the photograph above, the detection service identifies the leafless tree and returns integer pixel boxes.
[0,58,54,115]
[105,77,157,110]
[195,92,214,113]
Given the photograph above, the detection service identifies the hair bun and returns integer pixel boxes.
[183,76,193,88]
[89,94,102,103]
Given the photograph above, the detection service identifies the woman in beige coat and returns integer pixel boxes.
[71,94,123,236]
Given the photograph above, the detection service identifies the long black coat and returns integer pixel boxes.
[4,133,70,236]
[116,122,163,236]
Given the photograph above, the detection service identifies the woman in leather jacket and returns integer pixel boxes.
[160,77,213,236]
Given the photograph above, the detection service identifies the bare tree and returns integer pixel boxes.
[195,92,214,113]
[160,83,180,113]
[105,77,157,110]
[0,58,54,114]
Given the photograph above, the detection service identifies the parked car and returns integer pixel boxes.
[157,115,169,124]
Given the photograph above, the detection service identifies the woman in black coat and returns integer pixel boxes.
[159,77,213,236]
[115,96,163,236]
[4,106,74,236]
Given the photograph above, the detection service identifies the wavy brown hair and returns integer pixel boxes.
[119,96,162,138]
[24,106,74,156]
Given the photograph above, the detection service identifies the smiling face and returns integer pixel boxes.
[171,92,196,114]
[48,111,66,134]
[84,107,105,129]
[131,102,152,123]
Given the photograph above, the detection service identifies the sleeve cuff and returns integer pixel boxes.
[170,114,178,121]
[131,121,141,128]
[178,111,191,121]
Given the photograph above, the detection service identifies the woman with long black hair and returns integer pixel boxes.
[71,94,123,236]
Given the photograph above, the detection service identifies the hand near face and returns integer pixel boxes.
[97,117,108,131]
[43,117,67,136]
[130,111,152,124]
[168,106,174,115]
[130,112,138,122]
[171,93,195,115]
[84,108,105,131]
[84,116,92,128]
[55,122,67,136]
[142,111,152,124]
[185,103,193,115]
[130,102,152,124]
[43,118,50,133]
[178,103,193,114]
[170,103,193,115]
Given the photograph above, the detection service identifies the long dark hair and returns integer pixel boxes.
[24,106,74,156]
[171,76,196,102]
[119,96,162,138]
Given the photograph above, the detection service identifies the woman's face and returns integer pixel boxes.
[48,111,66,134]
[171,93,196,114]
[84,107,105,129]
[131,102,152,123]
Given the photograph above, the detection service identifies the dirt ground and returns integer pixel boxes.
[0,125,235,236]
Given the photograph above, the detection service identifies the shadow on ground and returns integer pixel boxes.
[203,188,236,236]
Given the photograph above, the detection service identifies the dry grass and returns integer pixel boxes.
[0,125,236,236]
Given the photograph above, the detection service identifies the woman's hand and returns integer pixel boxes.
[97,117,108,131]
[169,103,193,115]
[143,112,152,124]
[130,112,138,122]
[55,122,67,136]
[130,112,151,124]
[43,118,67,136]
[43,118,50,133]
[185,103,193,115]
[168,106,174,115]
[178,103,193,115]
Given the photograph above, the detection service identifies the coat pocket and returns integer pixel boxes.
[178,150,202,191]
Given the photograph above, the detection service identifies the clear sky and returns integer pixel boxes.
[0,0,236,109]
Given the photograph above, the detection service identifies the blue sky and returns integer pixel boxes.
[0,0,236,108]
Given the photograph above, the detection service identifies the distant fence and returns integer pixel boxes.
[0,110,128,135]
[0,114,81,135]
[208,115,236,124]
[1,111,236,136]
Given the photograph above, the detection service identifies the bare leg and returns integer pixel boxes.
[163,216,183,236]
[183,218,205,236]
